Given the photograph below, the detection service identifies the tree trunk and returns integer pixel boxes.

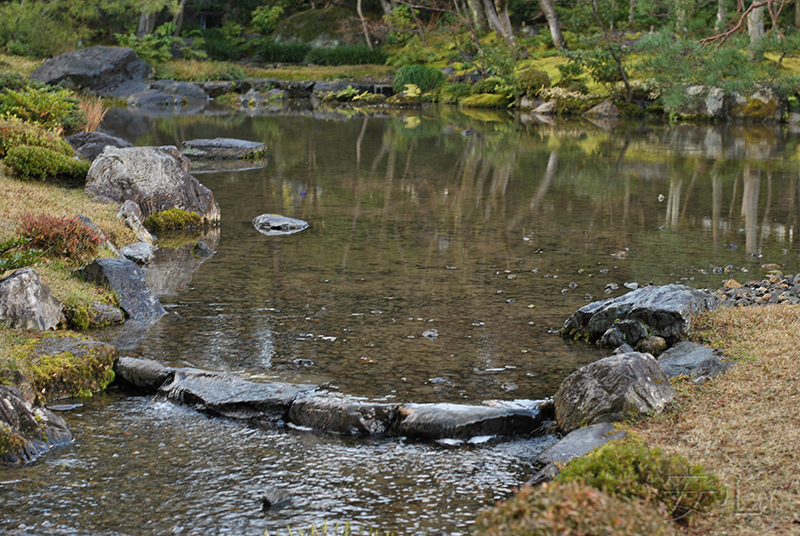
[494,0,515,44]
[172,0,187,36]
[136,12,157,38]
[629,0,635,26]
[466,0,489,33]
[379,0,393,15]
[796,0,800,27]
[357,0,374,49]
[610,0,615,31]
[747,2,764,61]
[539,0,567,49]
[482,0,505,38]
[715,0,727,32]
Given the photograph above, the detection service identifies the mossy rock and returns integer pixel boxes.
[614,100,645,118]
[460,93,512,109]
[26,331,118,402]
[144,208,203,232]
[271,7,352,47]
[354,93,387,105]
[385,94,421,106]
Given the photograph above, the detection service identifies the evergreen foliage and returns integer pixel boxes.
[392,65,445,94]
[304,45,388,66]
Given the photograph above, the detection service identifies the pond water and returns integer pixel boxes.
[4,102,800,535]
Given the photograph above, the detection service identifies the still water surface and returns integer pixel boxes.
[4,103,800,535]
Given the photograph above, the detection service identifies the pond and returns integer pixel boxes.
[4,102,800,535]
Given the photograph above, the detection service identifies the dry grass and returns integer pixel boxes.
[631,306,800,535]
[243,63,396,83]
[78,96,109,132]
[0,53,41,77]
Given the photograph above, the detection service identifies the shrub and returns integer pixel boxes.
[0,86,86,135]
[304,45,388,66]
[154,60,246,82]
[439,83,472,104]
[392,65,445,94]
[474,481,678,536]
[116,22,177,64]
[252,5,284,35]
[556,441,726,522]
[0,118,74,158]
[471,76,507,95]
[5,146,90,183]
[199,28,243,62]
[514,69,550,99]
[0,237,42,273]
[144,208,202,232]
[258,41,312,63]
[18,214,103,263]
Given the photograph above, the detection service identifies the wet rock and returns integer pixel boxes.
[120,242,157,265]
[554,352,674,434]
[66,131,133,161]
[657,341,732,383]
[85,302,125,327]
[199,81,234,98]
[182,138,267,160]
[287,394,399,435]
[28,332,118,401]
[0,385,73,466]
[730,87,786,122]
[0,269,64,331]
[158,369,316,424]
[612,343,635,354]
[524,463,560,487]
[0,369,36,405]
[584,98,620,117]
[253,214,310,236]
[535,422,626,465]
[238,88,270,107]
[561,284,718,347]
[86,145,221,224]
[152,79,208,101]
[144,234,219,298]
[78,258,166,321]
[114,356,173,394]
[393,399,552,440]
[30,46,152,98]
[127,90,185,108]
[266,79,316,99]
[532,100,556,114]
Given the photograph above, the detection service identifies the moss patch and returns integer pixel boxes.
[460,93,511,108]
[271,7,352,47]
[144,208,202,232]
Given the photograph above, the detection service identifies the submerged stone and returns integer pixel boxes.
[182,138,267,160]
[288,394,399,435]
[253,214,310,236]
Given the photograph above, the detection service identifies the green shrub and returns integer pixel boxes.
[144,208,202,232]
[258,41,312,63]
[252,5,284,35]
[5,146,90,182]
[0,87,86,135]
[471,76,507,95]
[474,481,678,536]
[0,237,43,273]
[199,28,243,62]
[116,22,177,64]
[0,118,74,158]
[18,214,103,263]
[514,69,550,99]
[439,83,472,104]
[460,93,512,108]
[304,45,388,66]
[392,65,445,94]
[556,441,726,522]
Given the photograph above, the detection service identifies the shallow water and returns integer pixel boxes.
[4,104,800,535]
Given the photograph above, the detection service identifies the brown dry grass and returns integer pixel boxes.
[631,306,800,535]
[78,96,109,132]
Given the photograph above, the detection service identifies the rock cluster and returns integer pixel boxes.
[713,273,800,307]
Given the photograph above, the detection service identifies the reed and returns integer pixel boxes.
[78,96,109,132]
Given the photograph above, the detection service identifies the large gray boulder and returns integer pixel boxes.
[30,46,152,98]
[78,258,166,321]
[0,269,64,330]
[66,131,133,161]
[288,394,399,435]
[158,369,316,424]
[0,385,73,466]
[561,284,718,348]
[657,341,732,383]
[86,145,221,224]
[392,399,553,440]
[675,86,727,120]
[554,352,674,433]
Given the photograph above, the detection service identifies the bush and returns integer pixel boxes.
[199,28,243,62]
[474,481,678,536]
[0,118,74,158]
[392,65,445,94]
[144,208,202,232]
[471,76,507,95]
[5,146,90,183]
[514,69,550,99]
[252,5,284,35]
[0,87,86,135]
[556,441,726,522]
[258,41,312,63]
[439,83,472,104]
[116,22,177,64]
[304,45,388,66]
[18,214,103,263]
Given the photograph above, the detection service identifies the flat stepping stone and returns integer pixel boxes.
[182,138,267,159]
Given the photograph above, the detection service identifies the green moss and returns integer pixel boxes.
[614,100,645,117]
[0,423,26,457]
[144,208,202,232]
[271,7,352,46]
[556,439,726,522]
[733,98,779,119]
[460,93,511,108]
[5,145,90,182]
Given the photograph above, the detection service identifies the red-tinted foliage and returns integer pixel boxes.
[18,214,103,262]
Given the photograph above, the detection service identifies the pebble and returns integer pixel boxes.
[714,273,800,307]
